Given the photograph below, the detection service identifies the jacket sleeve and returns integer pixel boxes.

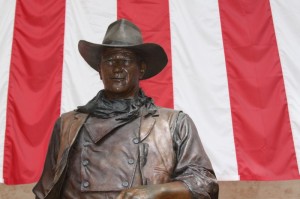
[32,117,61,199]
[171,112,219,199]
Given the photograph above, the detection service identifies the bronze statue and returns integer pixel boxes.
[33,19,219,199]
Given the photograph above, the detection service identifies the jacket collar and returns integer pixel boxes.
[84,114,133,143]
[83,107,159,143]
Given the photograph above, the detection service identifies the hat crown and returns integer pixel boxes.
[102,19,143,46]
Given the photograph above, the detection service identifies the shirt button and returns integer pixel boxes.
[82,160,89,166]
[122,181,129,187]
[83,181,89,188]
[132,138,139,144]
[83,142,89,147]
[128,159,134,164]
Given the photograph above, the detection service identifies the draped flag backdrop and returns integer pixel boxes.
[0,0,300,184]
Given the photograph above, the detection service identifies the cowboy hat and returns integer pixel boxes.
[78,19,168,80]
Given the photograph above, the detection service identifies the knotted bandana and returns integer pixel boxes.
[77,89,157,121]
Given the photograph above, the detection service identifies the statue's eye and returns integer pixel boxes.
[103,58,134,66]
[124,59,131,66]
[105,59,114,66]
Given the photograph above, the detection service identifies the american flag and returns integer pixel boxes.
[1,0,300,184]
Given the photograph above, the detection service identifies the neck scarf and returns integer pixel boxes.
[77,89,157,121]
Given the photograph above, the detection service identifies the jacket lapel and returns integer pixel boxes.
[140,114,156,142]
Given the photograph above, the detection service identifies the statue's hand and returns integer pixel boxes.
[116,184,163,199]
[116,182,191,199]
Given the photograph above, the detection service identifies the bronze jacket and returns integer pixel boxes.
[33,107,218,199]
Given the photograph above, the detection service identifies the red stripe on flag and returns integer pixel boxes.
[219,0,299,180]
[117,0,173,108]
[4,0,66,184]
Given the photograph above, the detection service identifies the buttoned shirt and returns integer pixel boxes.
[61,116,143,199]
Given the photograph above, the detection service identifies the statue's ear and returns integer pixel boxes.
[139,62,147,79]
[98,64,102,80]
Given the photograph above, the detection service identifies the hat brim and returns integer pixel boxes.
[78,40,168,80]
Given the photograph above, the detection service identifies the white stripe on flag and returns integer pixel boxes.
[270,0,300,173]
[170,0,239,180]
[61,0,117,113]
[0,0,16,183]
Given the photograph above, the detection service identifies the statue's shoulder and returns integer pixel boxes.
[156,106,181,114]
[155,107,183,122]
[60,110,89,124]
[59,110,89,139]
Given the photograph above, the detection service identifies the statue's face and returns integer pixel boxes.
[99,48,145,100]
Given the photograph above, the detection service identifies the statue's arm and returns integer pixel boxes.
[116,112,219,199]
[171,112,219,199]
[32,118,61,199]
